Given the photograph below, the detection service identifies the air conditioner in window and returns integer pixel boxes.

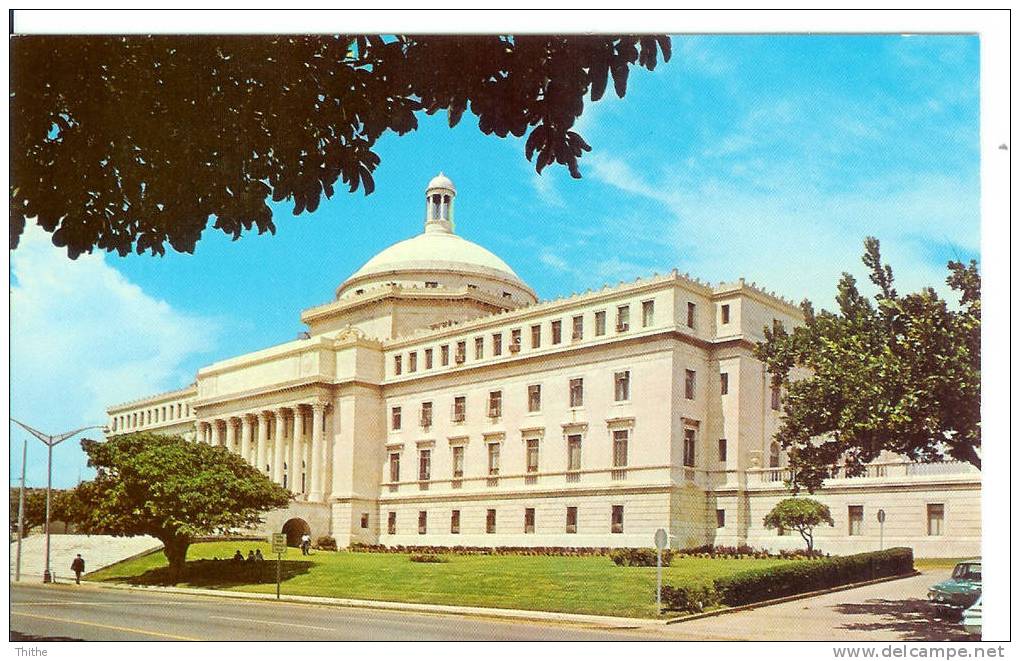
[616,323,629,332]
[571,331,583,341]
[488,406,501,418]
[509,342,521,354]
[454,353,466,364]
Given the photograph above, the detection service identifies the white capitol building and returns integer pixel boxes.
[106,174,980,557]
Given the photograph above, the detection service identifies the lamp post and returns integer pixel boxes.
[10,418,106,583]
[15,439,27,581]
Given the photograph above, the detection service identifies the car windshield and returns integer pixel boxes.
[952,563,981,581]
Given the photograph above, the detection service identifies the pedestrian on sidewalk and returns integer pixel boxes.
[71,554,85,585]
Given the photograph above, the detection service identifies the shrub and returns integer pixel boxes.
[713,547,914,606]
[609,548,674,567]
[314,536,337,551]
[409,553,447,563]
[660,584,718,613]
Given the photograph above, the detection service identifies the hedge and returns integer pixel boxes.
[610,548,674,567]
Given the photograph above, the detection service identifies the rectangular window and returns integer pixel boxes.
[687,302,696,328]
[486,509,496,534]
[474,337,484,360]
[720,372,729,395]
[451,510,460,534]
[771,384,781,410]
[614,370,630,402]
[617,305,630,332]
[408,352,417,372]
[572,315,584,340]
[451,445,465,478]
[569,377,584,407]
[848,505,864,536]
[424,348,433,369]
[389,452,400,482]
[530,324,541,349]
[387,511,396,535]
[927,504,944,536]
[441,344,450,366]
[611,505,624,533]
[492,332,503,356]
[595,310,607,336]
[683,428,696,467]
[391,406,402,430]
[425,281,438,288]
[418,510,427,535]
[524,508,536,534]
[452,396,466,423]
[642,300,655,327]
[566,506,578,534]
[455,341,467,363]
[551,320,562,344]
[718,438,727,462]
[721,304,731,325]
[420,402,433,428]
[510,328,522,352]
[418,449,431,482]
[488,390,502,418]
[526,438,540,473]
[394,355,402,375]
[716,509,726,528]
[527,384,542,412]
[567,434,582,471]
[360,513,369,529]
[685,369,696,400]
[612,429,629,467]
[487,443,501,475]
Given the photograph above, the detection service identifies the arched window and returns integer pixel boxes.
[769,442,781,468]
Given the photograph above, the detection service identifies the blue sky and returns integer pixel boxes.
[10,34,980,488]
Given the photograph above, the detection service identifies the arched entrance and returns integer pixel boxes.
[282,517,311,547]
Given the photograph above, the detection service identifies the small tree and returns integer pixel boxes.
[763,497,834,553]
[65,432,291,581]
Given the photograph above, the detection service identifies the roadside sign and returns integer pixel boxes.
[271,533,287,555]
[877,509,886,523]
[654,528,668,550]
[877,509,886,551]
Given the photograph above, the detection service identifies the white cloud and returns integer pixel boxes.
[10,225,219,486]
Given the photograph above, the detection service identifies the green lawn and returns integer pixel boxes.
[88,541,796,619]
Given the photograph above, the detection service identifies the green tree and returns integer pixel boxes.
[64,433,291,581]
[756,237,981,492]
[762,497,834,553]
[11,34,671,258]
[9,488,47,534]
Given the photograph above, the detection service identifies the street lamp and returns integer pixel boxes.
[10,418,106,583]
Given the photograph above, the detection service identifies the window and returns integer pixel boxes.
[451,510,461,534]
[510,328,522,352]
[425,281,438,288]
[492,332,503,356]
[716,509,726,528]
[391,406,402,430]
[771,384,781,411]
[452,396,466,423]
[441,345,450,366]
[572,315,584,340]
[718,438,728,462]
[642,300,655,327]
[769,442,780,468]
[388,453,400,482]
[569,377,584,407]
[848,505,863,536]
[486,509,496,534]
[524,508,536,534]
[612,429,629,467]
[611,505,624,533]
[551,320,562,344]
[420,402,433,428]
[455,341,466,363]
[502,291,512,299]
[474,337,484,360]
[360,513,369,529]
[452,445,465,478]
[721,304,731,325]
[927,504,945,536]
[487,443,501,475]
[394,355,402,375]
[683,428,696,467]
[526,438,540,473]
[418,449,431,482]
[616,305,630,332]
[418,510,428,535]
[387,511,396,535]
[566,507,578,534]
[614,370,631,402]
[720,372,729,395]
[531,324,542,349]
[595,310,607,336]
[488,390,502,418]
[527,384,542,412]
[687,302,696,328]
[685,369,696,399]
[424,348,433,369]
[567,434,582,471]
[408,352,417,372]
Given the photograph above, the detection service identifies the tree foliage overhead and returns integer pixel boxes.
[762,497,834,553]
[11,34,671,258]
[756,237,981,493]
[65,432,291,580]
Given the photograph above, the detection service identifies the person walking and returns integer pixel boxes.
[300,533,311,556]
[70,554,85,585]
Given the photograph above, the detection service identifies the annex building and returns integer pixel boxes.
[106,174,980,557]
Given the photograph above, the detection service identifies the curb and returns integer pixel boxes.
[664,570,923,624]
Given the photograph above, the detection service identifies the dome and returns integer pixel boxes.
[427,172,456,192]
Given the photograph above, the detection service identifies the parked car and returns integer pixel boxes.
[962,596,982,636]
[928,559,981,613]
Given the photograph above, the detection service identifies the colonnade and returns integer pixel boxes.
[197,401,330,502]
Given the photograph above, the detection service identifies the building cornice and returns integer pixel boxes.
[107,384,198,413]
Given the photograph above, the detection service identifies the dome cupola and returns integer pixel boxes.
[424,172,456,234]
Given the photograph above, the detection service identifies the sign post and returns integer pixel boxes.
[876,509,886,551]
[654,528,668,613]
[270,533,287,599]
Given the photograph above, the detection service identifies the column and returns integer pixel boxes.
[240,415,253,465]
[272,408,287,484]
[211,420,223,447]
[308,402,325,502]
[225,417,237,453]
[256,412,270,474]
[290,408,303,497]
